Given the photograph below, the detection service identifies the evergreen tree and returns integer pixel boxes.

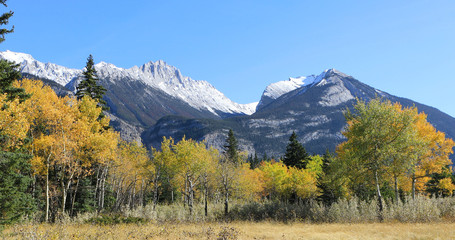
[0,0,14,44]
[249,152,261,169]
[317,150,343,204]
[0,2,35,224]
[223,129,239,165]
[0,151,35,224]
[282,131,309,169]
[76,55,109,117]
[0,60,30,102]
[0,1,29,102]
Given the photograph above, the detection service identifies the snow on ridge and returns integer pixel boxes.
[260,69,332,101]
[0,50,35,63]
[111,60,256,115]
[263,75,317,100]
[0,50,81,86]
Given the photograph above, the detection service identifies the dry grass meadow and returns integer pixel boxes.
[2,222,455,240]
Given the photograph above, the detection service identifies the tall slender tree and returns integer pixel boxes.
[0,1,34,224]
[0,0,29,102]
[283,131,309,169]
[223,129,240,165]
[76,55,108,118]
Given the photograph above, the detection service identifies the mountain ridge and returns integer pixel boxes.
[0,50,256,117]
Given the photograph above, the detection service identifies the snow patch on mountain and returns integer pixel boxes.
[263,76,317,100]
[262,69,333,99]
[256,69,333,110]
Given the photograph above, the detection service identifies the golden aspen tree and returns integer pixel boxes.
[149,137,175,209]
[337,98,419,220]
[199,146,218,217]
[217,155,239,216]
[75,96,119,211]
[111,139,149,209]
[408,112,454,198]
[288,167,320,200]
[259,161,292,201]
[16,79,64,222]
[236,163,264,201]
[437,177,455,196]
[173,137,209,214]
[0,94,29,150]
[17,79,118,217]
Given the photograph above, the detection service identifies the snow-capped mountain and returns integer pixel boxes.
[143,69,455,159]
[0,50,256,117]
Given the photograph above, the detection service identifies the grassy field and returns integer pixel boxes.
[2,222,455,239]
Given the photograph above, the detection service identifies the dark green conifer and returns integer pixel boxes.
[282,131,309,169]
[223,129,240,164]
[0,60,30,102]
[249,152,261,169]
[0,1,29,103]
[0,0,14,44]
[0,1,35,224]
[0,151,35,224]
[76,54,109,118]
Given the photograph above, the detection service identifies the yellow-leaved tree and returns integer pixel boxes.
[0,94,29,150]
[172,137,216,215]
[407,112,454,198]
[259,161,292,200]
[336,98,421,219]
[16,79,119,220]
[259,158,321,202]
[149,137,175,209]
[110,139,149,210]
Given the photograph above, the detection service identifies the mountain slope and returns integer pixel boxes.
[143,69,455,159]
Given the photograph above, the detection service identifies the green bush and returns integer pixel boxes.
[67,195,455,224]
[223,195,455,223]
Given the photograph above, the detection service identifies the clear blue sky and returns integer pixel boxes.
[2,1,454,117]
